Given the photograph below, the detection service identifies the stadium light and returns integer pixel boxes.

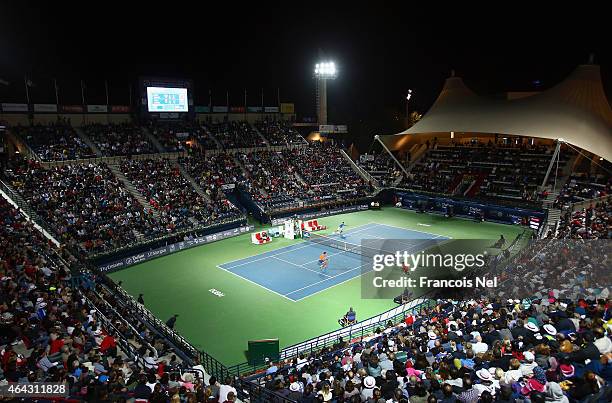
[314,61,337,79]
[315,60,337,125]
[406,89,413,101]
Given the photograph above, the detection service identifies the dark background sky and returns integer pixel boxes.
[1,2,609,142]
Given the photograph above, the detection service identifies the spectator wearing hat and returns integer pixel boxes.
[288,381,303,400]
[474,368,497,397]
[361,376,377,401]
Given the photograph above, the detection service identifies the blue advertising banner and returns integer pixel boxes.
[98,224,254,273]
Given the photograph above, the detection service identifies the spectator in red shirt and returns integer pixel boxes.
[48,332,64,360]
[100,332,117,357]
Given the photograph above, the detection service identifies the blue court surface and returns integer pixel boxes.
[217,223,448,301]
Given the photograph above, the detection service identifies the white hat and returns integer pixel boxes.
[289,382,300,392]
[476,368,492,381]
[364,376,376,389]
[523,351,535,362]
[428,331,437,340]
[388,340,395,347]
[524,322,539,332]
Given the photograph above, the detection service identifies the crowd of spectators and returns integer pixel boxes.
[401,142,561,202]
[357,153,403,187]
[254,292,610,403]
[179,154,246,206]
[555,174,610,208]
[83,123,156,156]
[236,142,370,212]
[14,122,95,161]
[0,196,222,401]
[204,121,266,149]
[555,201,612,240]
[291,142,369,201]
[147,122,191,153]
[121,158,241,231]
[5,158,163,254]
[255,119,307,146]
[238,150,304,210]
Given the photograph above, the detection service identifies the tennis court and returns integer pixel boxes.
[217,223,448,301]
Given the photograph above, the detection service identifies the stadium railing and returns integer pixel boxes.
[570,194,612,212]
[277,297,432,360]
[226,296,436,378]
[94,274,296,402]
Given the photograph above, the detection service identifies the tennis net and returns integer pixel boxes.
[307,232,385,258]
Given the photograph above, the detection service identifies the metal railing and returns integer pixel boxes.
[278,297,432,360]
[570,194,612,212]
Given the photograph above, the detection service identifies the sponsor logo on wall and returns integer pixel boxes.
[98,225,254,273]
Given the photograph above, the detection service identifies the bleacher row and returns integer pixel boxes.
[357,141,577,203]
[0,196,229,402]
[401,143,570,202]
[2,123,370,257]
[12,120,306,160]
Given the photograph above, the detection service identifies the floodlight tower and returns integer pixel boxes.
[314,61,337,125]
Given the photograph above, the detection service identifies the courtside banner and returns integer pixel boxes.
[195,106,211,113]
[247,106,262,112]
[61,105,84,113]
[280,103,294,114]
[87,105,108,113]
[264,106,279,113]
[33,104,58,112]
[1,103,28,112]
[98,225,254,272]
[111,105,130,113]
[213,106,228,113]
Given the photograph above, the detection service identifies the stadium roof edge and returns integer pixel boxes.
[381,64,612,162]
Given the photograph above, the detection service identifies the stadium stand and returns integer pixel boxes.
[292,142,369,200]
[178,153,246,203]
[401,141,570,202]
[254,119,307,146]
[0,197,217,401]
[120,158,241,231]
[82,123,156,156]
[555,174,610,207]
[12,122,96,161]
[357,152,403,187]
[556,201,612,239]
[147,121,218,152]
[238,149,305,211]
[204,120,266,149]
[4,158,164,254]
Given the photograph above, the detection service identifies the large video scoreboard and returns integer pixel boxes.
[139,77,194,120]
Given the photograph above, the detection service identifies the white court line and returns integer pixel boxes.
[220,223,380,270]
[216,265,296,302]
[292,266,373,302]
[290,235,447,301]
[376,223,453,240]
[271,256,331,278]
[285,262,369,296]
[216,222,445,302]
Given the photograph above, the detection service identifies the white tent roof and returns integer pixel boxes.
[387,64,612,161]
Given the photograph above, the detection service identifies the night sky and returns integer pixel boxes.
[1,3,609,141]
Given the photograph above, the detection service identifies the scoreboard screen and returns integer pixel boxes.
[146,87,188,112]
